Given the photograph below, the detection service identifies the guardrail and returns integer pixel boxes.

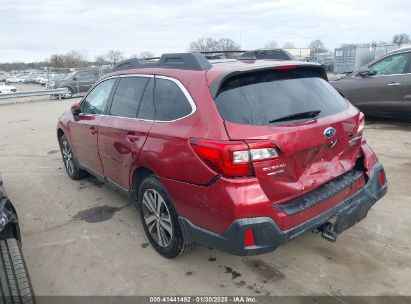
[0,88,68,100]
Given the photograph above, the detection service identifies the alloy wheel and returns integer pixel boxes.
[62,140,75,175]
[142,189,173,247]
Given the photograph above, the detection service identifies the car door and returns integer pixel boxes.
[85,70,100,92]
[74,71,91,93]
[69,78,117,174]
[98,76,155,189]
[396,56,411,118]
[343,52,411,116]
[71,72,82,94]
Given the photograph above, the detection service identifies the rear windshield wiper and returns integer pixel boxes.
[269,110,321,124]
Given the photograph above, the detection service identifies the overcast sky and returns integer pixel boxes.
[1,0,410,63]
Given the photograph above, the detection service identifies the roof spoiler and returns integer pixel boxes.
[209,64,327,99]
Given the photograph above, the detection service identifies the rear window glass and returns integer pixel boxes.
[214,68,348,126]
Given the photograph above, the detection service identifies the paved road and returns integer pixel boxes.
[0,98,410,296]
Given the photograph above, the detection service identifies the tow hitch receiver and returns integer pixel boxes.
[320,222,337,242]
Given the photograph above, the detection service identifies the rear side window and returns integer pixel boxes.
[214,68,348,126]
[154,78,192,121]
[110,77,149,118]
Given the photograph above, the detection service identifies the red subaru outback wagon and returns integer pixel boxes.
[57,52,387,258]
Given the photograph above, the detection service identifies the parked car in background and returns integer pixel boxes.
[35,75,46,84]
[57,53,386,258]
[49,67,111,98]
[45,73,66,89]
[239,49,295,60]
[6,76,19,83]
[203,53,227,60]
[0,83,17,94]
[331,47,411,120]
[0,174,35,303]
[23,75,37,84]
[38,76,49,86]
[301,56,318,62]
[15,75,26,83]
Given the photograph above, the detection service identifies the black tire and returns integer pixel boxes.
[62,87,73,99]
[138,175,192,258]
[59,135,87,180]
[0,238,35,304]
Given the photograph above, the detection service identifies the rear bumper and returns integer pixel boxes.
[179,162,387,256]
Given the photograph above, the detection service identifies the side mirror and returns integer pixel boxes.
[71,103,81,119]
[73,76,78,81]
[358,67,375,77]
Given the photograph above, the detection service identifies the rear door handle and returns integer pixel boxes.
[90,126,97,135]
[125,132,140,142]
[387,82,401,86]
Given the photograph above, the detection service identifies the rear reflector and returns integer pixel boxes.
[378,170,386,186]
[190,139,278,178]
[244,227,255,247]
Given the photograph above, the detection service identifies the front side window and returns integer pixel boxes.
[109,77,149,118]
[81,78,116,115]
[76,72,89,80]
[77,71,98,80]
[368,53,411,75]
[92,70,100,78]
[154,78,193,121]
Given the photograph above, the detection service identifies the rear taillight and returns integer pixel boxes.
[350,113,365,146]
[247,140,279,160]
[190,139,278,178]
[357,117,365,134]
[356,112,365,134]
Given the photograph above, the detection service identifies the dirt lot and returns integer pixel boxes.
[0,96,410,296]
